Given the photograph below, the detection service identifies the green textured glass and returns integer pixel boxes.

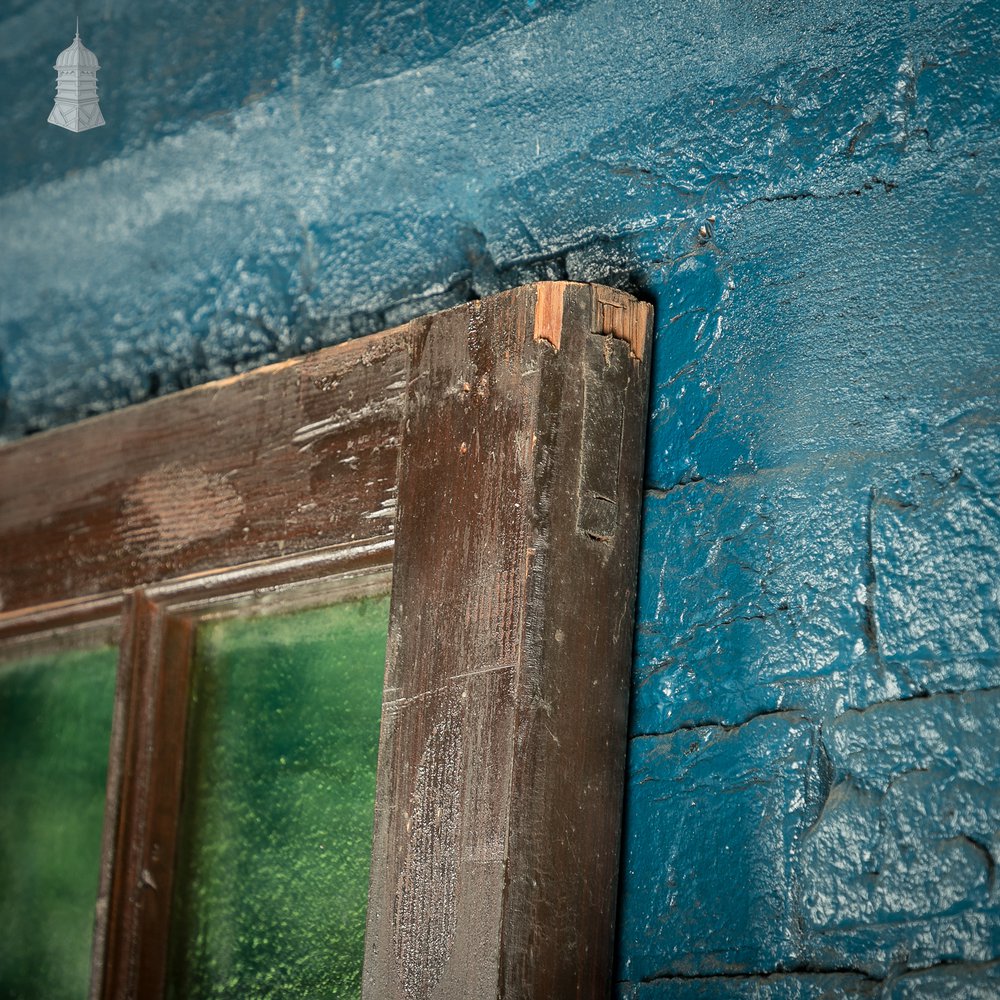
[0,644,117,1000]
[168,594,390,1000]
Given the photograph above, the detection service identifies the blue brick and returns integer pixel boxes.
[887,961,1000,999]
[618,973,881,1000]
[617,713,825,979]
[801,690,1000,974]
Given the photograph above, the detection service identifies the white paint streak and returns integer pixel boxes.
[364,496,397,520]
[292,414,351,444]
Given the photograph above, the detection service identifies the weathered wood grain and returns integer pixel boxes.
[363,282,651,999]
[0,326,408,615]
[99,592,194,1000]
[94,554,395,1000]
[0,281,650,1000]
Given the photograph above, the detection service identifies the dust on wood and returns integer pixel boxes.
[121,463,244,559]
[364,282,651,1000]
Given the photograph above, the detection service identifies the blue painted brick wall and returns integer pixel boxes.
[1,1,997,995]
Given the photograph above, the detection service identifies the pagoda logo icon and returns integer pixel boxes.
[48,20,105,132]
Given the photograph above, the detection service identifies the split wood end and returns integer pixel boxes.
[532,282,650,362]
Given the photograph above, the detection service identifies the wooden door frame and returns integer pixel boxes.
[0,281,652,1000]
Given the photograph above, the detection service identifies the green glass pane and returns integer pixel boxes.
[0,644,117,1000]
[168,594,390,1000]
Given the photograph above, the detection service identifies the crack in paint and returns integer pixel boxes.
[741,176,899,208]
[631,705,807,740]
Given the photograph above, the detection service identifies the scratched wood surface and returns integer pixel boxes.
[364,282,651,999]
[99,593,194,1000]
[0,325,408,617]
[0,282,651,1000]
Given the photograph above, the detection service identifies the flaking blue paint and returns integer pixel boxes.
[0,0,997,996]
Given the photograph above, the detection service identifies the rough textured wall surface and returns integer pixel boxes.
[1,1,998,996]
